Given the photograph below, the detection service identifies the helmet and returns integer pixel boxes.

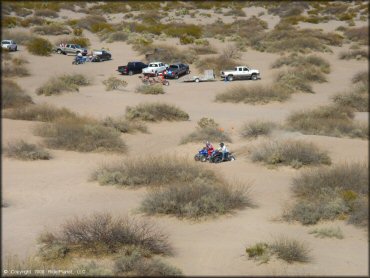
[220,142,224,147]
[206,141,210,145]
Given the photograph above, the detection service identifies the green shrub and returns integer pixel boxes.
[35,118,126,153]
[2,80,33,109]
[2,16,18,28]
[27,37,53,56]
[73,28,83,36]
[246,242,270,264]
[32,23,71,35]
[91,22,114,33]
[215,85,290,104]
[91,155,217,187]
[103,76,128,91]
[309,226,344,239]
[102,116,148,134]
[36,74,90,96]
[4,140,51,160]
[125,102,189,122]
[251,139,331,168]
[179,35,195,45]
[34,9,58,18]
[240,121,277,139]
[270,237,311,263]
[135,84,164,95]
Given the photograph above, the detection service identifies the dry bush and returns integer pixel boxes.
[240,120,277,139]
[286,105,368,139]
[333,82,368,112]
[55,36,91,48]
[284,162,368,226]
[2,30,33,45]
[4,140,51,160]
[338,49,368,60]
[181,118,231,144]
[215,84,290,104]
[135,84,164,95]
[270,237,311,263]
[2,80,33,109]
[250,139,331,168]
[3,103,78,122]
[36,74,90,96]
[2,57,30,78]
[190,45,218,55]
[102,116,148,134]
[75,15,109,32]
[268,2,309,17]
[309,226,344,239]
[27,37,53,56]
[34,9,59,18]
[344,26,368,45]
[32,23,71,35]
[91,155,217,187]
[224,9,246,17]
[2,16,19,28]
[271,53,330,74]
[138,44,196,64]
[195,45,240,73]
[352,70,368,85]
[125,102,189,122]
[20,16,47,27]
[103,77,128,91]
[38,213,172,258]
[99,31,128,42]
[35,118,126,153]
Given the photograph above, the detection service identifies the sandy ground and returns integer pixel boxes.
[2,6,369,276]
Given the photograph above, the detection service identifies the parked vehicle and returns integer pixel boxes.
[164,63,190,79]
[194,148,209,162]
[55,44,88,56]
[209,150,236,163]
[118,61,148,75]
[1,40,17,51]
[142,62,168,76]
[220,66,260,81]
[91,50,111,62]
[183,69,216,83]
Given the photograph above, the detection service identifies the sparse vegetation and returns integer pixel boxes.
[240,120,277,139]
[102,116,148,134]
[2,56,30,77]
[103,76,128,91]
[99,31,128,43]
[27,37,53,56]
[2,80,33,109]
[250,140,331,168]
[135,84,165,95]
[272,54,330,74]
[338,49,368,60]
[196,45,240,73]
[138,44,196,64]
[125,103,189,122]
[4,140,51,160]
[32,23,71,35]
[284,162,368,226]
[36,74,90,96]
[344,26,368,45]
[333,81,368,112]
[246,242,271,264]
[309,226,344,239]
[34,9,58,18]
[190,45,218,55]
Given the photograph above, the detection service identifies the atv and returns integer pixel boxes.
[209,150,236,163]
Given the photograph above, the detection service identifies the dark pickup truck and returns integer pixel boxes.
[117,61,148,75]
[164,63,190,79]
[91,50,111,62]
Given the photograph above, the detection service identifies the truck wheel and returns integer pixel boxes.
[57,49,62,54]
[227,75,234,81]
[195,78,200,83]
[129,70,133,76]
[186,69,190,74]
[251,74,257,80]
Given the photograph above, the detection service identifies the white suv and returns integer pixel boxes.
[1,40,17,51]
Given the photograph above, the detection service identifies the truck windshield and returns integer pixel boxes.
[169,65,178,69]
[149,64,158,67]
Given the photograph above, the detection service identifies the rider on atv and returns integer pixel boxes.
[205,141,214,158]
[218,142,229,161]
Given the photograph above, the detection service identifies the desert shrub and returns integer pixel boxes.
[4,140,51,160]
[181,118,231,144]
[215,85,290,104]
[2,57,30,78]
[35,118,126,153]
[224,9,246,17]
[333,82,368,112]
[139,44,196,64]
[164,24,202,38]
[285,163,368,225]
[270,237,311,263]
[35,9,58,18]
[103,77,128,91]
[75,15,107,31]
[2,30,33,45]
[338,50,368,60]
[251,140,331,168]
[72,28,83,36]
[351,70,368,85]
[91,22,114,33]
[286,105,368,139]
[179,34,195,45]
[135,84,164,95]
[15,7,33,17]
[268,2,308,17]
[309,226,344,239]
[2,16,18,28]
[344,26,368,45]
[102,116,148,134]
[125,103,189,122]
[32,23,71,35]
[348,197,368,227]
[91,155,217,187]
[55,36,91,48]
[27,37,53,56]
[245,242,271,264]
[190,45,217,55]
[271,54,330,74]
[36,74,90,96]
[240,121,277,139]
[38,213,172,258]
[2,80,33,109]
[20,16,47,27]
[3,103,79,122]
[141,179,251,219]
[99,31,128,42]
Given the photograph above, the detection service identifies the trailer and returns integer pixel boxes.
[183,69,216,83]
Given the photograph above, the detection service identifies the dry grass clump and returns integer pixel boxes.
[181,117,231,144]
[190,45,218,55]
[338,49,368,60]
[268,2,308,17]
[75,15,108,32]
[36,74,90,96]
[34,9,59,18]
[27,37,53,56]
[271,53,330,74]
[3,103,78,122]
[2,56,30,78]
[344,26,368,45]
[91,155,216,187]
[286,105,368,139]
[195,45,240,73]
[309,226,344,239]
[35,118,126,153]
[32,23,71,35]
[135,85,165,95]
[332,82,368,112]
[102,116,148,134]
[99,31,128,43]
[103,77,128,91]
[240,120,277,139]
[125,102,189,122]
[351,70,368,85]
[38,213,172,259]
[4,140,51,161]
[250,140,331,168]
[215,85,290,104]
[2,80,33,109]
[2,30,33,45]
[138,44,196,64]
[284,162,368,226]
[20,16,47,28]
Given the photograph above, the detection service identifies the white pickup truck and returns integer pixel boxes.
[220,66,260,81]
[142,61,168,76]
[1,40,17,51]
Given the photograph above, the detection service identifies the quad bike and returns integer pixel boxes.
[209,150,236,163]
[194,148,209,162]
[139,75,169,86]
[72,56,85,65]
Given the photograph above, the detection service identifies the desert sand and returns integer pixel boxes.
[2,3,368,276]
